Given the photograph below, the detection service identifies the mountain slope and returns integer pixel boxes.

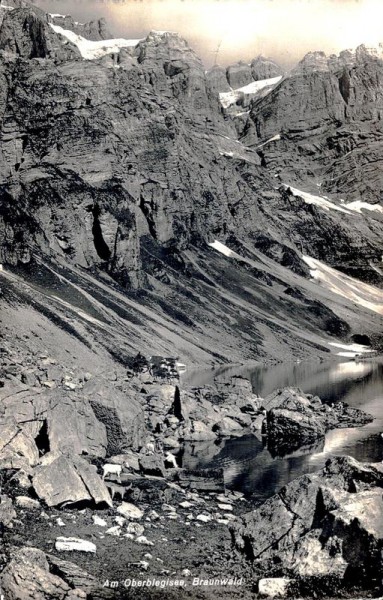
[0,2,382,364]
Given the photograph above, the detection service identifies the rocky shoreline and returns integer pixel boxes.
[0,348,380,599]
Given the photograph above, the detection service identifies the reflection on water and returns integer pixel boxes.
[182,360,383,500]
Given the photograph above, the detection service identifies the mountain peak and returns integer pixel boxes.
[48,13,113,42]
[251,55,283,81]
[293,43,383,75]
[0,5,82,60]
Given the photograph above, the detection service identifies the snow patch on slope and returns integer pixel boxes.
[287,186,383,217]
[208,241,234,257]
[237,76,283,95]
[219,76,282,109]
[50,24,142,60]
[345,200,383,214]
[257,134,281,148]
[328,341,375,358]
[302,255,383,315]
[287,186,351,214]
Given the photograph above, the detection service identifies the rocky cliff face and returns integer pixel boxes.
[241,45,383,205]
[49,14,113,42]
[223,56,283,89]
[0,2,382,364]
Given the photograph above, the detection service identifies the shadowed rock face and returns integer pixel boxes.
[226,61,254,89]
[0,6,81,60]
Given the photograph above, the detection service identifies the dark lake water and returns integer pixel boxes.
[181,360,383,501]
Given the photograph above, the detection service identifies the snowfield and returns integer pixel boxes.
[328,341,375,358]
[303,255,383,315]
[219,76,282,109]
[50,24,142,60]
[287,186,383,216]
[287,186,351,214]
[344,200,383,214]
[257,134,281,148]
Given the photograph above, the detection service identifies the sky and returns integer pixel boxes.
[32,0,383,69]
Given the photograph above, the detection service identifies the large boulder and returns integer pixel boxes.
[138,454,167,477]
[83,378,147,453]
[231,456,383,597]
[233,493,296,560]
[0,495,16,527]
[267,404,326,450]
[264,388,372,455]
[288,529,348,578]
[0,385,108,460]
[0,546,86,599]
[0,417,39,469]
[32,454,112,507]
[45,391,108,458]
[46,554,102,597]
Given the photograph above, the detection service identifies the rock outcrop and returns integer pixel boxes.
[231,456,383,597]
[49,13,113,42]
[263,388,373,456]
[143,376,261,443]
[0,5,81,60]
[226,61,254,89]
[0,546,87,599]
[32,454,113,507]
